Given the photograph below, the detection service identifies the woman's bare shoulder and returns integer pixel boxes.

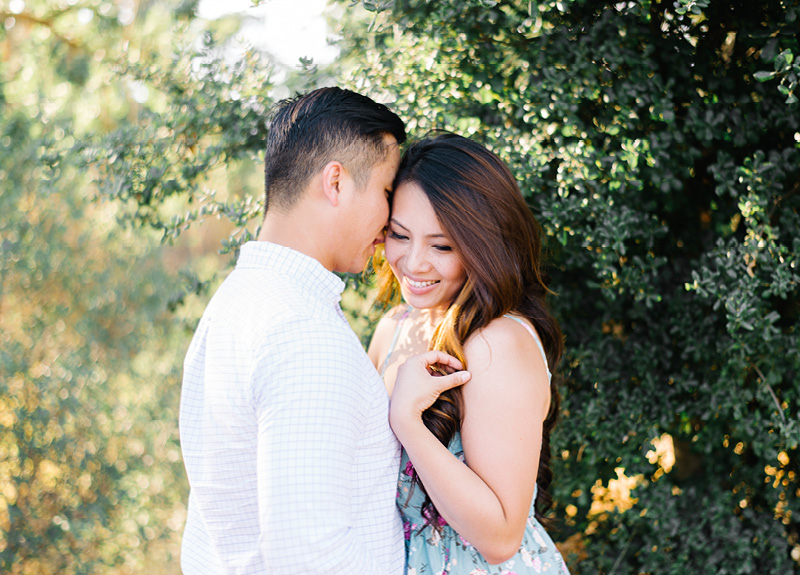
[463,315,545,375]
[461,314,550,419]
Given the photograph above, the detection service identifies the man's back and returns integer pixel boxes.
[179,242,404,574]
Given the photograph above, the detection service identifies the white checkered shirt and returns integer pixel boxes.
[179,241,404,575]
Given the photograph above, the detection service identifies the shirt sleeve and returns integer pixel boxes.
[253,317,390,574]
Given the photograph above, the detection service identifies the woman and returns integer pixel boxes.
[369,133,570,575]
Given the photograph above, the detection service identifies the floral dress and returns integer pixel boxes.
[395,314,570,575]
[396,436,570,575]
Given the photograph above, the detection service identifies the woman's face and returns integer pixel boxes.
[385,181,467,314]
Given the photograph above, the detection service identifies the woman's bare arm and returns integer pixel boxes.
[390,317,550,564]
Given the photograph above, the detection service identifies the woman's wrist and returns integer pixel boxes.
[389,407,426,443]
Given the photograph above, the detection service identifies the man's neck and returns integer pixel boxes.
[257,205,334,271]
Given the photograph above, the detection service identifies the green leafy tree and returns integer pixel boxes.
[77,0,799,572]
[332,1,799,573]
[0,1,208,572]
[0,117,187,573]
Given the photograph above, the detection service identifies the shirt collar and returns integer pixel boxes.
[235,241,345,306]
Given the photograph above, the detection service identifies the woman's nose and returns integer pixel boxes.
[404,243,431,273]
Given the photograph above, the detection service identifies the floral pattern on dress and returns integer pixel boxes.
[397,433,571,575]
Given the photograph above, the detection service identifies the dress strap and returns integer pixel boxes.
[380,306,412,378]
[503,314,552,383]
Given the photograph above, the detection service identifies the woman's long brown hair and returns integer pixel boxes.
[375,133,564,531]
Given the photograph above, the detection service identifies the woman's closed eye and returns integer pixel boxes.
[433,245,453,252]
[388,230,409,241]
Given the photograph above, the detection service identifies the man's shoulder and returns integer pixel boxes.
[206,265,336,327]
[212,268,360,349]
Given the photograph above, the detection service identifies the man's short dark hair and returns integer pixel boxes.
[264,87,406,212]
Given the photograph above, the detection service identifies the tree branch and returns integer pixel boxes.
[1,10,84,49]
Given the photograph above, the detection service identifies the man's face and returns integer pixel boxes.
[335,135,400,274]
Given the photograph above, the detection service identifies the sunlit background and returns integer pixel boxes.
[3,0,798,573]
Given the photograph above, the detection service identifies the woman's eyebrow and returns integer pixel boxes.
[389,217,409,231]
[389,218,446,239]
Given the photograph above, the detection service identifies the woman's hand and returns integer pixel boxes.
[389,350,470,434]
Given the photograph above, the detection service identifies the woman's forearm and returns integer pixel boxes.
[392,417,528,564]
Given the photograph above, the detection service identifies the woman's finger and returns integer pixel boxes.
[431,370,471,394]
[413,350,464,372]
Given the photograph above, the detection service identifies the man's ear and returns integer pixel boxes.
[321,161,344,207]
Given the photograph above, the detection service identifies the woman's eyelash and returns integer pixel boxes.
[388,231,452,252]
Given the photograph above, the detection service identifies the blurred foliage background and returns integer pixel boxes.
[2,0,799,573]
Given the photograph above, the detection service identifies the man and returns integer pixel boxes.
[178,87,407,574]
